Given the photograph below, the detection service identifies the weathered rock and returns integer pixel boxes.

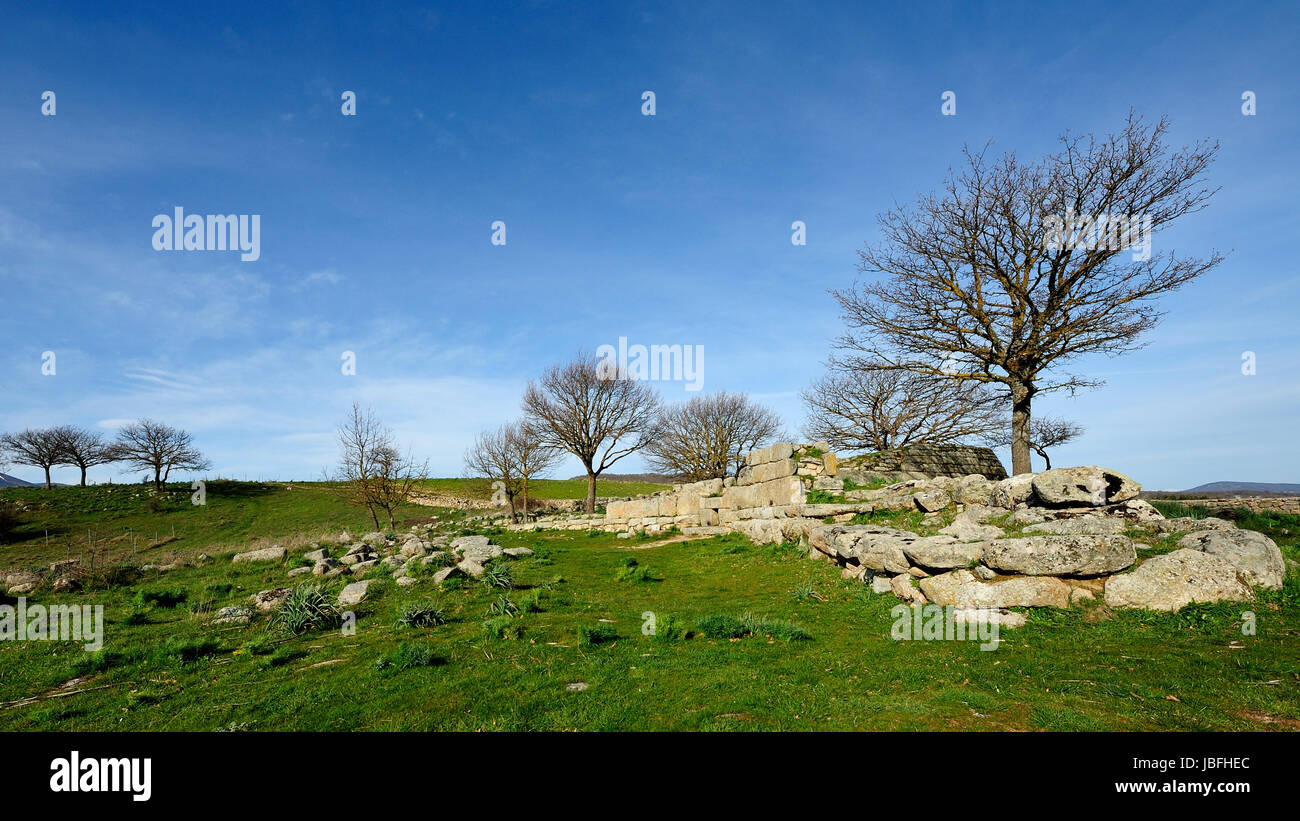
[452,536,504,563]
[456,558,486,578]
[1178,529,1284,590]
[919,569,1071,608]
[361,532,389,548]
[287,566,312,577]
[304,547,331,562]
[249,588,292,612]
[3,570,40,594]
[312,558,340,576]
[232,546,287,563]
[420,552,451,566]
[901,535,982,570]
[1023,516,1127,536]
[939,518,1005,542]
[51,576,81,593]
[990,474,1036,509]
[913,489,952,512]
[1104,549,1254,610]
[337,580,373,606]
[973,565,996,581]
[432,566,463,584]
[1153,516,1236,534]
[869,575,893,594]
[502,547,534,558]
[1031,466,1140,507]
[212,606,254,625]
[396,576,419,587]
[981,535,1136,576]
[890,574,926,604]
[350,560,379,574]
[953,608,1027,630]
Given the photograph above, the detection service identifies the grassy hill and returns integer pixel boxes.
[0,484,1297,731]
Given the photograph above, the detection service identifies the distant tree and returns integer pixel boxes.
[522,352,660,513]
[988,416,1083,471]
[52,425,116,487]
[508,421,561,522]
[464,424,521,520]
[334,404,425,531]
[645,391,784,481]
[801,361,1004,453]
[832,113,1221,474]
[112,419,212,491]
[0,428,65,489]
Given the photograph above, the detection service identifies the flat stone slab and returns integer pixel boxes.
[232,546,287,563]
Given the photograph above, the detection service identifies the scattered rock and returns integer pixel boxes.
[304,547,331,562]
[919,569,1071,608]
[503,547,535,558]
[890,574,926,604]
[337,580,373,606]
[212,606,254,625]
[980,535,1137,577]
[3,570,40,594]
[1104,549,1254,611]
[1178,529,1285,590]
[288,566,312,577]
[232,546,287,563]
[432,566,463,584]
[396,576,419,587]
[51,577,81,593]
[249,588,292,612]
[869,575,893,594]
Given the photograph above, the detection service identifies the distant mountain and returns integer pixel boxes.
[0,473,40,488]
[1181,481,1300,495]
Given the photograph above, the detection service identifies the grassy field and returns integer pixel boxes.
[0,485,1297,731]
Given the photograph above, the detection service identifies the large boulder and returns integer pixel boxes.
[337,580,373,606]
[1104,549,1253,611]
[451,535,504,564]
[249,588,292,611]
[1023,516,1127,536]
[919,569,1071,608]
[232,546,287,563]
[1030,466,1140,507]
[990,474,1036,509]
[938,517,1005,542]
[980,535,1136,576]
[1178,529,1285,590]
[3,570,40,594]
[901,536,984,570]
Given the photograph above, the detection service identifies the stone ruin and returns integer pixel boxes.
[520,441,1289,619]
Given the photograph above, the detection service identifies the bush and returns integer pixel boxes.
[481,561,514,590]
[267,584,342,636]
[396,600,448,628]
[579,623,619,646]
[375,641,442,675]
[615,564,653,583]
[486,595,519,618]
[134,588,187,609]
[652,613,686,642]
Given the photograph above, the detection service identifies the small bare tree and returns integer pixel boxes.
[335,403,425,531]
[52,425,116,486]
[464,424,521,520]
[112,420,211,491]
[801,360,1004,453]
[988,416,1083,471]
[0,428,66,489]
[645,391,784,480]
[523,352,660,513]
[509,421,561,521]
[833,113,1221,473]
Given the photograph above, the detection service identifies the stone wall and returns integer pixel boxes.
[1174,497,1300,516]
[840,443,1007,482]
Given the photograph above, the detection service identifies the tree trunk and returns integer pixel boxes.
[79,466,88,487]
[153,466,163,491]
[1010,380,1034,475]
[585,468,598,514]
[43,466,52,490]
[1035,447,1052,471]
[521,479,530,523]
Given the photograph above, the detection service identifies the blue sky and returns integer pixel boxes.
[1,0,1297,490]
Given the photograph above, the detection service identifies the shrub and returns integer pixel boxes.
[792,582,824,603]
[375,641,442,675]
[267,584,342,636]
[652,613,686,642]
[579,623,619,646]
[482,616,524,640]
[481,561,514,590]
[697,612,811,642]
[486,595,519,618]
[134,588,187,609]
[615,564,653,583]
[396,600,448,628]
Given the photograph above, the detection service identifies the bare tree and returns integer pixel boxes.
[832,113,1221,473]
[645,391,784,481]
[113,420,212,491]
[800,360,1004,453]
[509,421,561,521]
[335,403,425,531]
[464,424,521,520]
[52,425,116,487]
[987,416,1083,471]
[522,352,660,513]
[0,428,66,489]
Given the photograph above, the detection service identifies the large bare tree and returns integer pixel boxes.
[987,415,1083,471]
[801,361,1004,453]
[645,391,784,481]
[113,419,211,491]
[0,428,65,489]
[52,425,117,487]
[522,352,660,513]
[509,421,561,521]
[335,403,425,530]
[833,113,1220,473]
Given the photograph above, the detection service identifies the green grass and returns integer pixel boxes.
[418,477,668,502]
[0,484,1297,731]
